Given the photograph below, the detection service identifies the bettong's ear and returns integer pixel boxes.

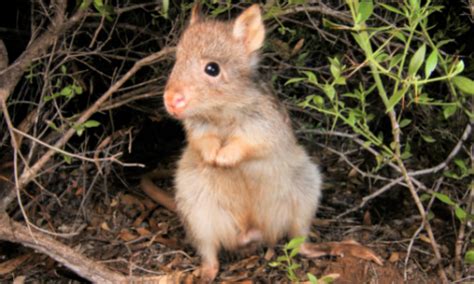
[233,4,265,54]
[190,2,202,25]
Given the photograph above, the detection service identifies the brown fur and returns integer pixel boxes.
[163,4,322,282]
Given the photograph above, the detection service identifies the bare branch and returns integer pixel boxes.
[0,213,187,283]
[0,47,174,212]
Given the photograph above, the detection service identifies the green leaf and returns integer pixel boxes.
[417,93,432,103]
[454,60,465,75]
[352,33,370,52]
[268,261,281,267]
[433,193,456,206]
[307,273,318,284]
[162,0,169,19]
[452,76,474,95]
[399,119,412,128]
[60,86,73,97]
[321,275,337,283]
[454,159,468,173]
[424,49,438,78]
[386,87,407,112]
[362,141,372,148]
[93,0,113,21]
[302,71,318,85]
[427,210,435,221]
[465,250,474,264]
[288,263,301,270]
[323,84,336,101]
[312,95,325,106]
[330,61,341,80]
[347,110,357,126]
[47,121,59,131]
[63,154,72,165]
[455,207,466,221]
[379,3,403,15]
[375,52,389,62]
[93,0,104,13]
[436,39,455,48]
[358,0,374,23]
[442,105,457,119]
[419,193,431,202]
[389,54,403,69]
[342,92,357,99]
[285,77,305,86]
[83,120,100,128]
[80,0,91,10]
[322,18,347,29]
[421,135,436,143]
[286,236,306,250]
[76,126,85,137]
[44,93,60,102]
[334,77,346,85]
[409,0,420,10]
[408,44,426,76]
[391,30,407,43]
[400,150,412,160]
[94,0,104,8]
[443,170,460,180]
[73,84,83,95]
[290,247,300,258]
[276,255,288,262]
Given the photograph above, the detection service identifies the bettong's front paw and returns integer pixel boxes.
[201,145,219,165]
[214,146,243,167]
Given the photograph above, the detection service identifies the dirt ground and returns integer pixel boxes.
[0,141,450,283]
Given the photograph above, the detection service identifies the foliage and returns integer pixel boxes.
[288,0,472,225]
[284,0,472,276]
[269,237,336,283]
[269,236,305,281]
[0,0,472,281]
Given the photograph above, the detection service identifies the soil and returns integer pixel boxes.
[0,129,448,283]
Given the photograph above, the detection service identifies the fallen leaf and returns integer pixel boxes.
[301,240,384,266]
[228,255,259,271]
[110,198,119,207]
[0,254,30,275]
[312,218,334,226]
[136,227,152,237]
[322,273,341,281]
[363,211,372,226]
[119,229,138,241]
[348,167,358,177]
[121,194,144,210]
[13,275,26,284]
[362,211,372,241]
[74,186,85,196]
[302,273,340,284]
[264,248,275,261]
[100,222,111,231]
[149,218,160,232]
[151,235,180,249]
[419,234,432,244]
[142,198,157,210]
[388,252,400,263]
[291,38,305,56]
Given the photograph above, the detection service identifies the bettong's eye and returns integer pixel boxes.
[204,62,220,77]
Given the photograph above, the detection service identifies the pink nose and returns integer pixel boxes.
[172,94,186,109]
[164,86,187,117]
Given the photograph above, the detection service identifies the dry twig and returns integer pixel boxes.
[0,213,187,283]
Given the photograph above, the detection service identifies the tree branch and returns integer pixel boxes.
[0,213,186,283]
[0,47,174,212]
